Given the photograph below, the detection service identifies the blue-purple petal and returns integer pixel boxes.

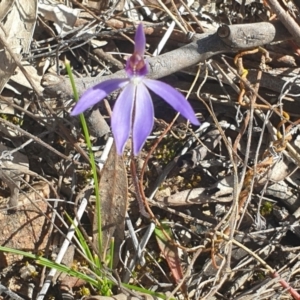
[132,83,154,155]
[111,83,135,155]
[70,78,129,116]
[134,23,146,57]
[143,79,200,125]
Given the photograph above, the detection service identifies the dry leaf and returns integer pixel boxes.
[7,63,43,94]
[155,223,186,291]
[0,0,37,93]
[0,0,15,22]
[94,144,128,267]
[38,0,80,34]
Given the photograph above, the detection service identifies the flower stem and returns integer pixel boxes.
[130,153,149,218]
[65,59,102,253]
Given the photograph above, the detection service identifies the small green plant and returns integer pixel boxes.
[79,286,91,296]
[260,200,273,216]
[0,245,168,298]
[64,211,113,296]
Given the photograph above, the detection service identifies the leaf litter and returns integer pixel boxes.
[0,0,300,299]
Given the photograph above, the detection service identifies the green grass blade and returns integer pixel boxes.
[65,59,102,254]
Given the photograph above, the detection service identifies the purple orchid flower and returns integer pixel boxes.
[71,23,200,155]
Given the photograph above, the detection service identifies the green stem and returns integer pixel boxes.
[65,60,102,254]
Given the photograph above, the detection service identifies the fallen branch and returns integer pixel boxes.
[41,21,292,138]
[42,21,291,98]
